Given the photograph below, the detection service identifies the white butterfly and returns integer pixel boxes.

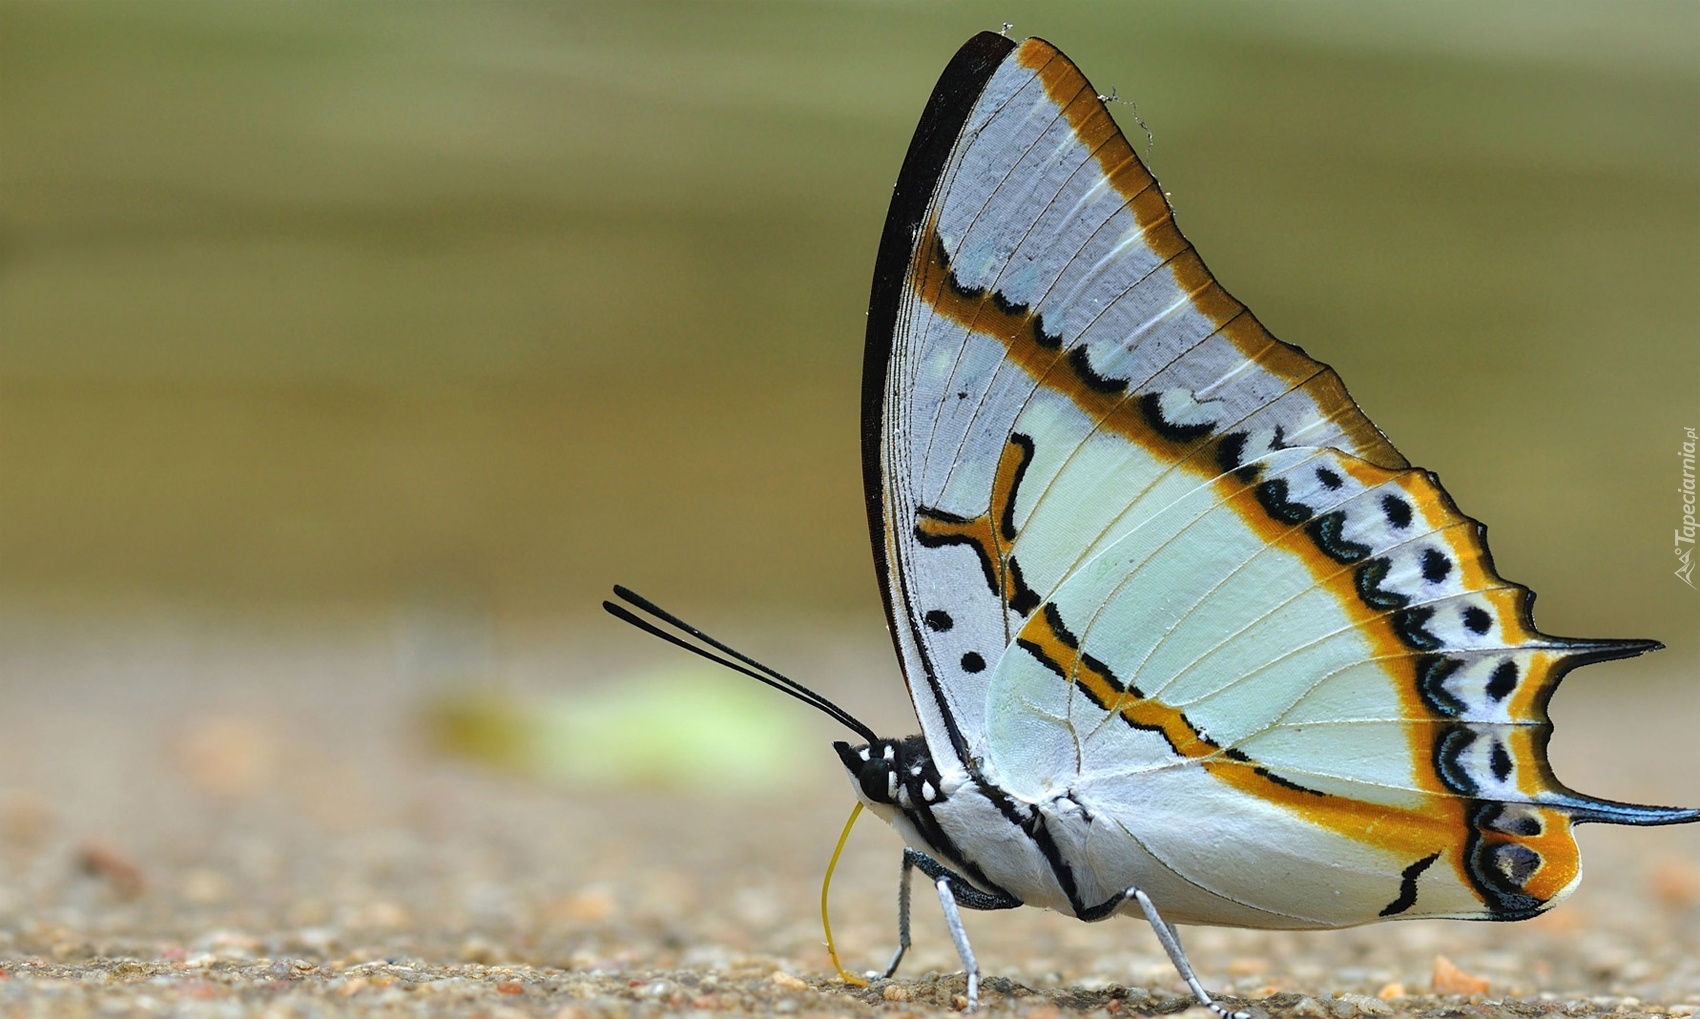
[610,30,1697,1018]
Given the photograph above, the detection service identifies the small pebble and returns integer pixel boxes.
[1432,954,1490,996]
[770,970,809,992]
[76,841,146,899]
[1335,993,1393,1016]
[459,936,504,965]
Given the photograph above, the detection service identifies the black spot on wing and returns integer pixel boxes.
[1495,844,1541,887]
[1486,660,1518,702]
[1463,802,1545,918]
[924,610,954,632]
[961,652,986,674]
[1421,548,1452,583]
[1490,742,1513,782]
[1463,606,1493,635]
[1315,466,1343,490]
[1484,807,1542,837]
[1381,494,1413,529]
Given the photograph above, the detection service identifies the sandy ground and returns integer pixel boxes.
[1,615,1696,1018]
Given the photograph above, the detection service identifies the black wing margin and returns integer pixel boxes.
[863,31,1017,661]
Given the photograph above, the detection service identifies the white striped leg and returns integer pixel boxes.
[1130,887,1251,1019]
[933,875,980,1010]
[888,849,1021,988]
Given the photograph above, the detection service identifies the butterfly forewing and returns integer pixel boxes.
[872,34,1406,766]
[868,31,1683,929]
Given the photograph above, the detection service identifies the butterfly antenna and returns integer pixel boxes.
[603,586,879,743]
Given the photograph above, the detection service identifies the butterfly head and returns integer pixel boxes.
[832,734,945,818]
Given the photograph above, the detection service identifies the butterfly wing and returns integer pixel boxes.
[866,32,1694,928]
[866,32,1403,770]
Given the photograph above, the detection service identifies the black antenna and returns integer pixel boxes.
[603,586,879,744]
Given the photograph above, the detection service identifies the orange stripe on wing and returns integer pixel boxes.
[911,227,1208,463]
[914,435,1039,615]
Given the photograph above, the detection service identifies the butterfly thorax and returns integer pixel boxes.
[834,735,1100,913]
[832,736,1018,896]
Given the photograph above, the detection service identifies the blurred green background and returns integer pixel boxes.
[3,0,1696,654]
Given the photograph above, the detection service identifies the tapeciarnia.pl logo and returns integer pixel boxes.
[1677,426,1697,589]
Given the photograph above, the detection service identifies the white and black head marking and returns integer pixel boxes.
[835,734,945,812]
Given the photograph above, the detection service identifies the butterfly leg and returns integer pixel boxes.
[903,849,1023,910]
[890,850,1021,1009]
[878,850,915,979]
[932,873,979,1010]
[1129,888,1252,1019]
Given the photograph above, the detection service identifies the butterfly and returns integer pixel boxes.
[608,30,1698,1018]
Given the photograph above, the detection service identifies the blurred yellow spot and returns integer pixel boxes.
[423,663,815,793]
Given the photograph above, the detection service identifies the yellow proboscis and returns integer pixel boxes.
[821,800,869,986]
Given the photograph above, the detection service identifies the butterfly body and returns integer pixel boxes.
[836,731,1335,928]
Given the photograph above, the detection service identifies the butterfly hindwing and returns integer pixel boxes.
[983,438,1655,923]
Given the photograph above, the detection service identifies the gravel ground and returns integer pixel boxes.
[1,616,1696,1018]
